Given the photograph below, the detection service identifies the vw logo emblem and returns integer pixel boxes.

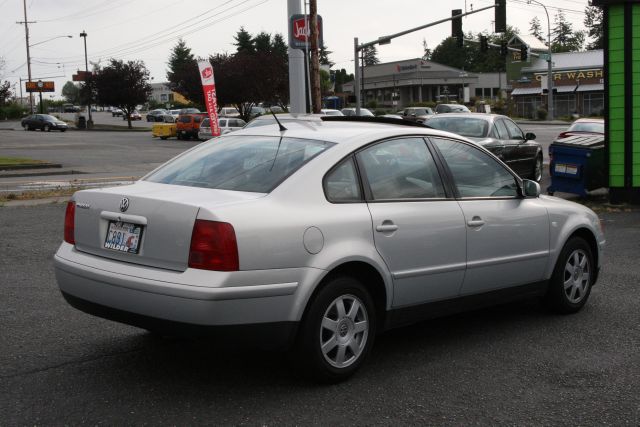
[119,197,130,212]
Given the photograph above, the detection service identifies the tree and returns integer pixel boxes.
[422,38,432,60]
[319,43,334,67]
[0,80,11,105]
[551,11,585,53]
[234,27,255,54]
[361,45,379,66]
[254,31,272,54]
[584,3,604,50]
[272,33,288,58]
[430,36,470,70]
[94,59,152,128]
[62,81,80,104]
[167,39,203,107]
[529,17,545,43]
[333,68,353,93]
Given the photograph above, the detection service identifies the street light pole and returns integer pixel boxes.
[79,30,92,126]
[527,0,553,120]
[20,0,34,113]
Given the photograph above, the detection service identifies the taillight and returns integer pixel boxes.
[188,220,239,271]
[64,201,75,244]
[557,132,569,139]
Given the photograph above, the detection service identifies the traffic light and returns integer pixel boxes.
[520,45,529,61]
[452,9,463,48]
[480,35,489,52]
[495,0,506,33]
[500,40,508,57]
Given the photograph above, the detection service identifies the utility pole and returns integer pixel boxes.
[309,0,321,113]
[17,0,35,113]
[79,30,93,127]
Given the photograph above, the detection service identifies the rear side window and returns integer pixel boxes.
[324,158,362,202]
[145,136,334,193]
[357,137,445,200]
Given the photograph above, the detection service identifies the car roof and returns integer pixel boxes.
[427,112,502,121]
[229,117,470,148]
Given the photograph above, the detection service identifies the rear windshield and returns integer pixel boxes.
[568,122,604,133]
[427,117,488,138]
[145,135,335,193]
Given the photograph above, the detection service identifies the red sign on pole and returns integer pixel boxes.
[198,60,220,138]
[289,14,323,49]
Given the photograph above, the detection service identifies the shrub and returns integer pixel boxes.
[0,102,28,120]
[536,107,548,120]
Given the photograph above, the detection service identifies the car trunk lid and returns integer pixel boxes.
[72,181,264,271]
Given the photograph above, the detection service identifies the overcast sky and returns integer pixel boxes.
[0,0,591,99]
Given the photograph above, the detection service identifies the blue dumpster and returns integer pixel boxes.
[547,134,605,196]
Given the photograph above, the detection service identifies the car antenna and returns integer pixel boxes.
[270,108,287,132]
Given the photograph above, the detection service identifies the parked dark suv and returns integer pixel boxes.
[21,114,68,132]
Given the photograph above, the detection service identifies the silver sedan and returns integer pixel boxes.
[55,118,604,382]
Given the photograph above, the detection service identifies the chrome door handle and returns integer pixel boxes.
[467,216,485,227]
[376,224,398,232]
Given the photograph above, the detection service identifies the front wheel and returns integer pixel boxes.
[544,236,594,314]
[296,276,376,383]
[43,124,51,132]
[23,124,29,131]
[532,154,543,182]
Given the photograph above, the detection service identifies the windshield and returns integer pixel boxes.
[42,115,58,121]
[427,117,489,138]
[145,135,334,193]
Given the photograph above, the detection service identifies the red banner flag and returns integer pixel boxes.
[198,60,221,137]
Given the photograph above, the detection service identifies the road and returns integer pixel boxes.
[0,203,638,424]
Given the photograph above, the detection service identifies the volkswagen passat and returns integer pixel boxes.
[55,117,604,382]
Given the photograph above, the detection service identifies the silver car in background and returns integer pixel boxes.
[55,118,604,382]
[198,117,247,140]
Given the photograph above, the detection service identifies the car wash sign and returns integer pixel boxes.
[289,14,323,49]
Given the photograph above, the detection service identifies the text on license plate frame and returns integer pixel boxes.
[104,220,143,254]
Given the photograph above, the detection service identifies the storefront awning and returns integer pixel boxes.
[511,87,541,95]
[576,83,604,92]
[556,85,577,93]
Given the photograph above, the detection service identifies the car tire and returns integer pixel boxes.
[544,236,594,314]
[43,124,51,132]
[295,275,376,383]
[23,124,29,131]
[533,154,543,182]
[160,136,168,140]
[60,129,66,132]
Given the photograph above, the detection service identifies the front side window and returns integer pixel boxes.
[503,119,525,140]
[432,138,518,198]
[146,136,334,193]
[324,158,362,202]
[357,138,445,200]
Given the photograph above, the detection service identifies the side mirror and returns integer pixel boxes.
[522,179,540,198]
[525,132,536,141]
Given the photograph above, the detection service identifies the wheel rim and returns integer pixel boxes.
[534,156,543,181]
[563,249,591,304]
[320,294,369,369]
[44,125,49,131]
[24,125,28,131]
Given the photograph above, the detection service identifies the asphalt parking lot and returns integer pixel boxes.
[0,203,638,425]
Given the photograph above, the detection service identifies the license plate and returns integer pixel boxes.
[555,163,578,175]
[104,221,143,254]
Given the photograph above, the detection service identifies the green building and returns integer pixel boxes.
[594,0,640,203]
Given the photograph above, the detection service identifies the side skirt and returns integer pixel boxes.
[384,281,548,330]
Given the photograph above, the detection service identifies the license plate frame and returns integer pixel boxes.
[104,220,143,254]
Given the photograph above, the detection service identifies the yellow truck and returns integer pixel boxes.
[151,123,177,140]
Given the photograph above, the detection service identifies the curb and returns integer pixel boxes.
[0,163,63,171]
[1,196,71,207]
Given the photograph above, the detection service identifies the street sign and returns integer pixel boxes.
[289,14,323,49]
[72,71,92,82]
[25,80,54,92]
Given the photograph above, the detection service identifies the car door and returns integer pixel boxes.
[502,118,538,176]
[356,137,467,306]
[430,137,550,296]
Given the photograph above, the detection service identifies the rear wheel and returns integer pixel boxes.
[544,236,594,313]
[296,276,376,383]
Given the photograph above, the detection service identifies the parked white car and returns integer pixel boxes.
[198,117,247,140]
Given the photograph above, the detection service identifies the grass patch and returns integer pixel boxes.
[0,187,79,203]
[0,157,47,166]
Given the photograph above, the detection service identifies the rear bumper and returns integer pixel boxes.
[54,243,323,334]
[61,291,298,349]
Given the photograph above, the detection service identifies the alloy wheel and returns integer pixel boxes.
[534,155,543,182]
[563,249,590,304]
[320,294,369,369]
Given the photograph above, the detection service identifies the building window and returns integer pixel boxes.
[554,94,576,118]
[160,94,168,102]
[514,95,542,119]
[583,92,604,116]
[475,88,483,98]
